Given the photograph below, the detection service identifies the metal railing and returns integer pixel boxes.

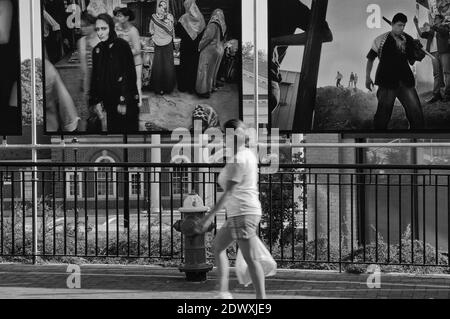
[0,162,449,271]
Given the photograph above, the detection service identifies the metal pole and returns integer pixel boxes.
[124,135,130,229]
[30,0,39,264]
[253,0,259,137]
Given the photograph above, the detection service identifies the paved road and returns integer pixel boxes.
[0,264,449,299]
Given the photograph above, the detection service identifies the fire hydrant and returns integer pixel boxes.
[173,193,214,282]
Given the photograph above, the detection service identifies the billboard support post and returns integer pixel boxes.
[293,0,329,132]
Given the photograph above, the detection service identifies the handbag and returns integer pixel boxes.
[235,237,277,287]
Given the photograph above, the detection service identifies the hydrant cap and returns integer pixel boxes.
[180,193,208,213]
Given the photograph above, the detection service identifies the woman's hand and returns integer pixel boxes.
[117,103,127,115]
[94,103,104,119]
[193,209,215,235]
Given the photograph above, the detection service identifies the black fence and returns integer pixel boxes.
[0,162,449,272]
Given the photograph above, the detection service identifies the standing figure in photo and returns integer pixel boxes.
[348,72,355,89]
[176,0,206,93]
[0,0,20,133]
[416,14,450,102]
[366,13,425,130]
[354,73,359,89]
[196,9,227,98]
[336,71,343,88]
[115,7,143,107]
[77,11,100,131]
[89,14,140,133]
[414,18,445,103]
[149,0,176,95]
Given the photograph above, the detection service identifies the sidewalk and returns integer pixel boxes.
[0,264,449,299]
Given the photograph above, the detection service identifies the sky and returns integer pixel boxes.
[279,0,422,88]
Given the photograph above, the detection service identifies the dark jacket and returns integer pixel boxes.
[89,38,139,133]
[367,32,417,89]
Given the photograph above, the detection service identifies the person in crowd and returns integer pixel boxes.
[115,7,143,107]
[366,13,425,130]
[0,0,20,133]
[195,119,266,300]
[77,11,100,131]
[149,0,176,95]
[176,0,206,93]
[196,9,226,98]
[415,14,450,103]
[89,13,140,133]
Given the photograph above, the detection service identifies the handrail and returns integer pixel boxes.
[0,162,449,170]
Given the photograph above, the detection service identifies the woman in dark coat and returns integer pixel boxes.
[89,13,140,133]
[0,0,20,134]
[176,0,205,93]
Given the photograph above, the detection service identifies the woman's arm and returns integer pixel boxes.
[88,45,102,106]
[0,0,13,44]
[130,27,142,57]
[197,180,238,233]
[149,19,155,35]
[198,23,216,52]
[53,64,80,131]
[78,38,88,92]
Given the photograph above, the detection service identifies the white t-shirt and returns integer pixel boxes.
[218,148,262,218]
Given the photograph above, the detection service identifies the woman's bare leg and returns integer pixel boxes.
[238,237,266,299]
[213,226,234,293]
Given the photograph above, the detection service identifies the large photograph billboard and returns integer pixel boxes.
[41,0,242,135]
[269,0,450,134]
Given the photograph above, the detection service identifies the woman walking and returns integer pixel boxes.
[114,7,143,107]
[195,119,266,300]
[149,0,176,95]
[89,14,140,133]
[196,9,226,98]
[176,0,205,93]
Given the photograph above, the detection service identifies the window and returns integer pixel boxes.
[172,167,190,195]
[129,170,144,198]
[66,169,83,199]
[95,155,116,198]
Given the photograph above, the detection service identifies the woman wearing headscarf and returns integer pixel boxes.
[196,9,226,98]
[114,7,143,107]
[149,0,176,95]
[0,0,20,134]
[89,14,140,133]
[176,0,205,93]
